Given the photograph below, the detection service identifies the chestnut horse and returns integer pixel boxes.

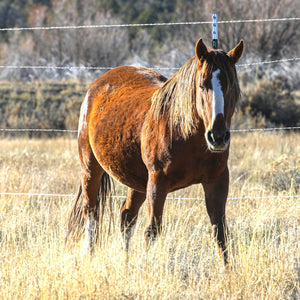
[66,38,244,264]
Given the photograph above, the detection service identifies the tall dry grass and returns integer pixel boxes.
[0,133,299,299]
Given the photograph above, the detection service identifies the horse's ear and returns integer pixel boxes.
[195,38,208,60]
[228,40,244,64]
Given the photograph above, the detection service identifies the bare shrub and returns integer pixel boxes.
[0,0,129,81]
[263,155,300,192]
[219,0,299,59]
[173,0,299,58]
[241,77,300,127]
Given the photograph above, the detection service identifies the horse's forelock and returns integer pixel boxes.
[204,51,241,101]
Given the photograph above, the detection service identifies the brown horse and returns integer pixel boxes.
[66,38,244,264]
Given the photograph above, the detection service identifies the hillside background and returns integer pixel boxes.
[0,0,299,132]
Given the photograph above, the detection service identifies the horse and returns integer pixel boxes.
[66,38,244,265]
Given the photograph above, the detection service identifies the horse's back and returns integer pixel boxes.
[83,66,167,126]
[89,66,166,101]
[79,66,167,191]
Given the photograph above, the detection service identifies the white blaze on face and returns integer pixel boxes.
[211,69,224,126]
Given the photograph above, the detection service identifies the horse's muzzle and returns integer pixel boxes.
[205,129,230,153]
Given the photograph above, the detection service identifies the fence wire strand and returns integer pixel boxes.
[0,57,299,71]
[0,17,299,31]
[0,192,299,201]
[1,126,300,134]
[0,128,77,133]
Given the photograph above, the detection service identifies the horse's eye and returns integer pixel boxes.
[199,85,205,91]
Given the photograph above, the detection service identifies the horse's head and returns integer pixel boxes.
[195,38,244,153]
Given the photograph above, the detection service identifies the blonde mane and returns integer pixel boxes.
[150,57,199,138]
[150,51,241,138]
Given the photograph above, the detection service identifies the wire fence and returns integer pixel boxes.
[0,57,299,72]
[1,126,300,134]
[0,192,299,202]
[0,128,78,133]
[1,16,299,201]
[0,17,299,31]
[0,16,298,72]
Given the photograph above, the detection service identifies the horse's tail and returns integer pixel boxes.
[65,184,84,243]
[98,172,114,241]
[65,172,113,244]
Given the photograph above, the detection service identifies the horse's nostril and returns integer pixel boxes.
[207,130,215,145]
[207,129,230,148]
[224,130,230,143]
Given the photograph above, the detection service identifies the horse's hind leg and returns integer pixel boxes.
[79,142,104,255]
[120,188,146,251]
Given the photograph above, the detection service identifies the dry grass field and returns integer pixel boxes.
[0,133,299,299]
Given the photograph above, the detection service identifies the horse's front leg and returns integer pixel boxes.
[144,170,168,245]
[202,167,229,265]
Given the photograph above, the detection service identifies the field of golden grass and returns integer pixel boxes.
[0,133,299,299]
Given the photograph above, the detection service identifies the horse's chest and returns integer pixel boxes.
[142,132,229,189]
[165,150,228,190]
[193,156,227,182]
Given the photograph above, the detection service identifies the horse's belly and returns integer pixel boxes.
[101,155,148,193]
[90,127,148,192]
